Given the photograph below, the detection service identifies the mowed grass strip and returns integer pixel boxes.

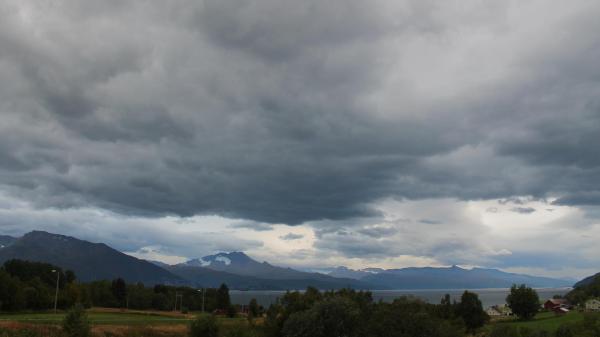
[0,311,192,325]
[489,311,591,333]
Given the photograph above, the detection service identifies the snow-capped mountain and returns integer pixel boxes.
[179,252,367,283]
[184,252,244,268]
[170,251,373,289]
[0,235,17,249]
[181,252,302,278]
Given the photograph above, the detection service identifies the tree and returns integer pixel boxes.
[189,314,219,337]
[282,297,361,337]
[367,298,463,337]
[23,277,52,310]
[65,270,77,284]
[0,269,24,311]
[3,259,66,288]
[506,284,539,320]
[216,283,231,311]
[456,291,488,331]
[111,278,127,307]
[248,298,259,320]
[152,292,170,311]
[439,293,455,319]
[154,284,168,294]
[62,304,91,337]
[227,304,237,318]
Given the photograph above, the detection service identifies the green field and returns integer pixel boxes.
[0,311,193,325]
[0,310,254,337]
[489,311,588,333]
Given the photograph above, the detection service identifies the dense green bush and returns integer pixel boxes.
[367,298,464,337]
[554,325,574,337]
[62,304,91,337]
[189,314,219,337]
[223,326,261,337]
[489,325,520,337]
[264,289,466,337]
[282,297,360,337]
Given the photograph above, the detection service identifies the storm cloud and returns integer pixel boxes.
[1,1,600,225]
[1,1,600,276]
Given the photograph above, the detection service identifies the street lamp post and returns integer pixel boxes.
[51,270,60,313]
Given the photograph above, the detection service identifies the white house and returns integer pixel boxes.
[585,299,600,312]
[486,307,502,316]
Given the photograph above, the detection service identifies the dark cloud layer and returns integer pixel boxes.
[1,1,600,227]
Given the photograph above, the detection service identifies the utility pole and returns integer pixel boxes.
[174,292,183,312]
[174,292,178,312]
[52,270,60,313]
[198,288,205,313]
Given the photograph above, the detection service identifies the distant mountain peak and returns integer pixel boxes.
[0,230,183,285]
[24,230,60,238]
[0,235,17,248]
[22,230,80,243]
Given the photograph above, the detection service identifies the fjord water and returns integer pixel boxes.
[230,288,571,308]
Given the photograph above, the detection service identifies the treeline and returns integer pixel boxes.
[81,281,233,313]
[0,259,232,313]
[0,259,77,310]
[260,287,489,337]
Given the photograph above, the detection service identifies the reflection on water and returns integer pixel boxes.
[230,288,571,308]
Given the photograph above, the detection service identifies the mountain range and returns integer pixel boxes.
[327,265,572,289]
[0,230,582,290]
[0,231,182,285]
[0,231,368,290]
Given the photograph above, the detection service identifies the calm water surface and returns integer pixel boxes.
[230,288,571,308]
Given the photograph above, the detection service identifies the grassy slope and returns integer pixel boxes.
[488,311,587,333]
[0,309,247,326]
[0,312,189,325]
[0,310,256,337]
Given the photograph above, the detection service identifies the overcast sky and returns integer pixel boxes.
[1,1,600,278]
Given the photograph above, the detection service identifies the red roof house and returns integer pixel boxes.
[544,299,568,310]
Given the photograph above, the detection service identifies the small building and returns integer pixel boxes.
[493,304,513,316]
[552,306,569,315]
[585,299,600,312]
[486,307,502,317]
[544,299,569,310]
[486,305,512,317]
